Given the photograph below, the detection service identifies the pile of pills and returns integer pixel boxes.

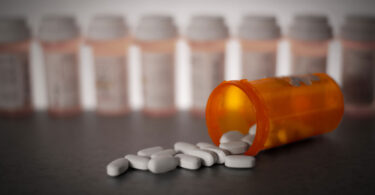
[106,125,257,176]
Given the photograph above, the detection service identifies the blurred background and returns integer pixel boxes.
[0,0,374,114]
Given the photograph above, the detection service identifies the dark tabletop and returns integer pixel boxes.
[0,112,374,195]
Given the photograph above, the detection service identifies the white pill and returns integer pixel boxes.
[106,158,129,177]
[202,146,230,164]
[241,134,255,146]
[184,149,217,166]
[175,154,201,170]
[124,154,150,170]
[219,131,244,143]
[174,142,198,153]
[224,155,256,168]
[151,149,176,158]
[148,156,178,174]
[137,146,164,157]
[248,124,257,136]
[196,142,215,149]
[219,141,249,154]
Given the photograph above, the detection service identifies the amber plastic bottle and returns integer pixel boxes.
[39,16,81,117]
[87,15,131,116]
[135,15,178,116]
[340,15,375,116]
[288,15,332,75]
[186,15,229,116]
[0,17,32,117]
[206,73,344,156]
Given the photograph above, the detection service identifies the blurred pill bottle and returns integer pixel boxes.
[206,73,344,156]
[288,15,332,74]
[186,15,229,116]
[87,15,131,116]
[340,15,375,116]
[0,17,32,117]
[135,15,178,116]
[239,15,280,81]
[39,16,81,117]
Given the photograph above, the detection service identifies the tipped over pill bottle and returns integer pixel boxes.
[238,15,280,80]
[206,73,344,156]
[0,17,32,116]
[87,15,131,116]
[186,15,229,115]
[288,15,332,74]
[135,15,178,116]
[340,15,375,116]
[39,16,81,117]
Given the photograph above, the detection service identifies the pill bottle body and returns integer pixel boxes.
[41,39,82,117]
[206,73,344,156]
[0,40,32,117]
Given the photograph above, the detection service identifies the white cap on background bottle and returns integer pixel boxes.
[135,15,177,41]
[288,15,332,41]
[238,15,280,40]
[39,15,79,42]
[186,15,229,41]
[87,15,128,40]
[0,17,30,43]
[340,15,375,42]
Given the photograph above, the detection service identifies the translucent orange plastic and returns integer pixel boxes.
[206,73,344,156]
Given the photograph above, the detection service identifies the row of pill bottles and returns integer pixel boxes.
[0,18,32,116]
[340,15,375,115]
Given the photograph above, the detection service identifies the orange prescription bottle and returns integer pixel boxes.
[87,15,131,116]
[39,16,81,117]
[288,15,332,74]
[206,73,344,156]
[239,15,280,80]
[186,15,229,116]
[135,15,178,116]
[0,17,32,116]
[340,15,375,116]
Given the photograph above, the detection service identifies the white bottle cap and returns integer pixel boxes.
[0,17,30,43]
[340,15,375,42]
[39,15,79,42]
[186,15,229,41]
[288,15,332,41]
[87,15,128,40]
[135,15,177,41]
[238,15,280,40]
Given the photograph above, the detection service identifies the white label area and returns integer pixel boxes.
[342,48,374,105]
[142,52,174,110]
[191,51,225,109]
[292,55,327,74]
[45,52,80,109]
[0,53,30,110]
[95,56,128,111]
[242,51,276,81]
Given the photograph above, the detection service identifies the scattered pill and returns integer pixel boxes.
[106,158,129,177]
[224,155,256,168]
[241,134,255,146]
[124,154,150,170]
[151,149,176,158]
[174,142,198,153]
[175,154,202,170]
[219,131,245,143]
[137,146,164,157]
[202,146,230,164]
[196,142,215,149]
[148,156,178,174]
[248,125,256,136]
[219,141,249,154]
[184,149,217,166]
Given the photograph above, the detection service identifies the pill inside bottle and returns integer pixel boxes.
[205,73,344,156]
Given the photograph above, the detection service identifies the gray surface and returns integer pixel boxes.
[0,112,374,195]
